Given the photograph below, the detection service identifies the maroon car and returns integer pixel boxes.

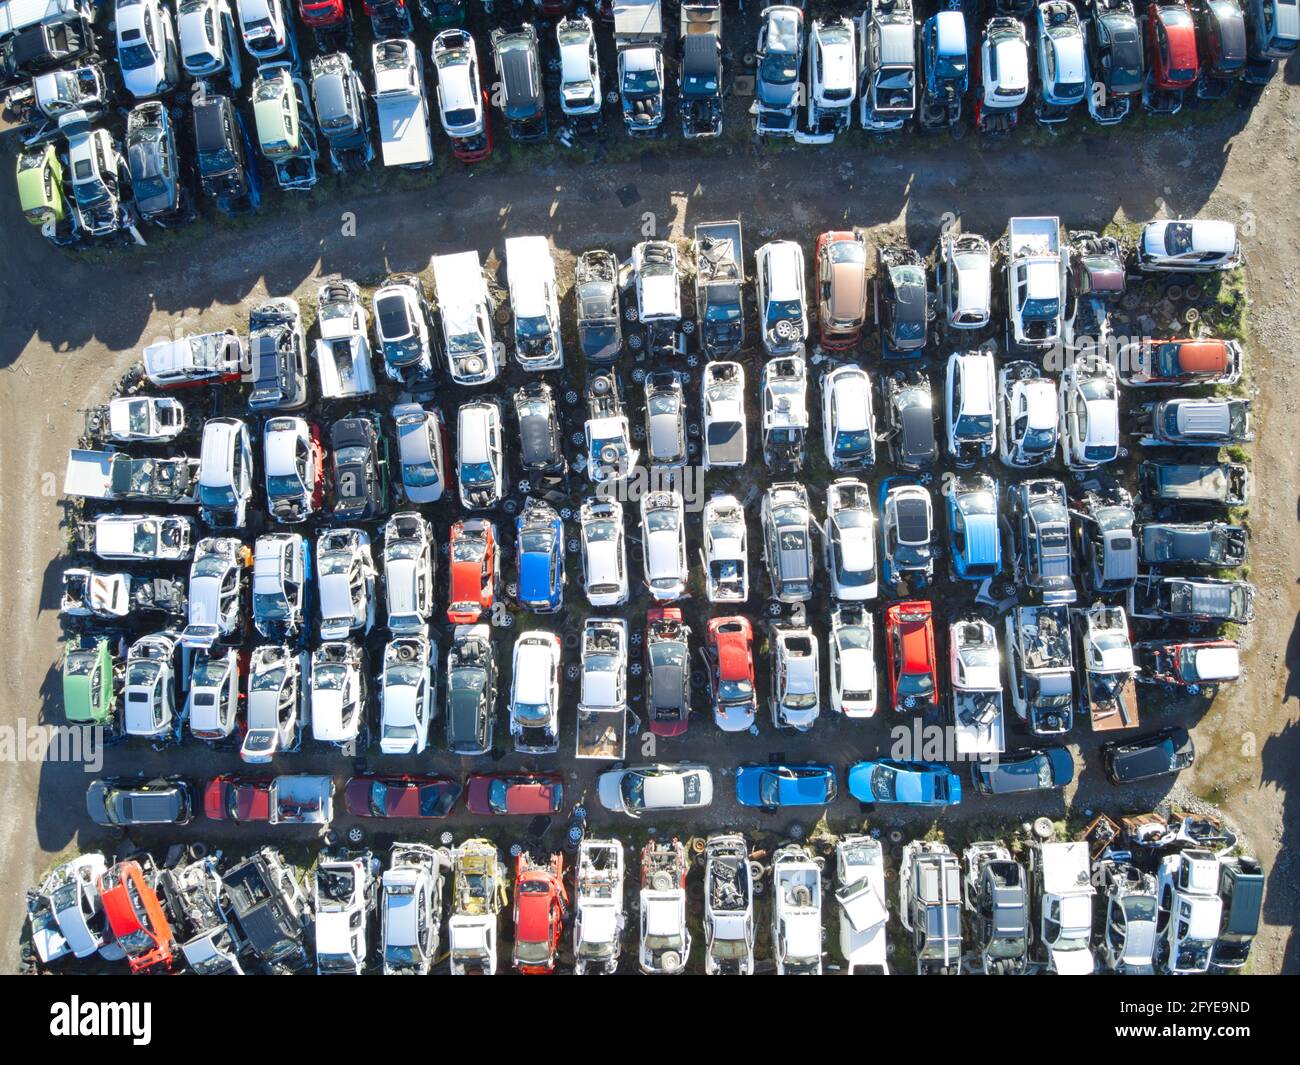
[344,774,461,818]
[465,772,564,816]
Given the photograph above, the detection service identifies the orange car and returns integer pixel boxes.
[447,518,498,624]
[511,852,569,974]
[816,230,869,348]
[98,860,176,974]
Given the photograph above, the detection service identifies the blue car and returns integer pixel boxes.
[735,763,838,809]
[848,759,962,807]
[516,498,565,613]
[944,474,1002,582]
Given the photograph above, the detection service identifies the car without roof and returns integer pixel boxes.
[447,519,497,624]
[885,599,938,713]
[702,493,748,603]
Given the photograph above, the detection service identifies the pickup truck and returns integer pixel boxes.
[372,37,433,168]
[1005,216,1065,351]
[64,449,200,504]
[693,219,745,354]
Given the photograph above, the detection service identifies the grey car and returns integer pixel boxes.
[126,101,185,222]
[86,776,192,826]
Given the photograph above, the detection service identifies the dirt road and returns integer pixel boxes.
[2,72,1297,972]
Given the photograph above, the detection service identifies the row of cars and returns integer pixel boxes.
[28,819,1265,975]
[751,0,1293,141]
[8,0,1297,244]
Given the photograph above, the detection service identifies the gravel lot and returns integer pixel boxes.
[1,42,1297,973]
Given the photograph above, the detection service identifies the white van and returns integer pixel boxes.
[505,235,563,371]
[431,251,499,385]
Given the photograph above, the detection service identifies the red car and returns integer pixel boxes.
[465,771,565,816]
[885,600,939,712]
[646,606,691,737]
[98,860,176,974]
[511,852,569,974]
[447,518,497,624]
[204,775,273,821]
[345,774,461,818]
[1147,3,1199,89]
[815,230,870,348]
[706,616,757,733]
[299,0,348,28]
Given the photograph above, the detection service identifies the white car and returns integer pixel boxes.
[824,479,878,601]
[822,365,876,472]
[772,844,824,974]
[236,0,289,62]
[263,417,323,524]
[835,835,889,973]
[579,499,629,607]
[116,0,179,99]
[702,361,747,469]
[997,362,1059,468]
[981,17,1030,110]
[640,490,688,601]
[831,605,877,717]
[240,644,306,763]
[182,536,245,649]
[557,16,601,116]
[510,630,561,755]
[198,417,254,529]
[142,331,243,388]
[392,402,446,505]
[762,482,815,603]
[101,396,185,443]
[383,512,434,635]
[187,645,241,742]
[432,29,488,140]
[179,0,240,84]
[579,618,627,724]
[761,355,809,467]
[506,235,564,371]
[755,240,809,355]
[317,528,376,641]
[770,625,820,731]
[1058,360,1120,470]
[123,632,182,740]
[938,232,993,330]
[310,642,367,748]
[1137,219,1240,273]
[80,514,193,562]
[456,400,505,509]
[585,372,636,485]
[945,351,997,467]
[380,635,435,755]
[596,763,714,817]
[251,532,307,640]
[702,494,749,603]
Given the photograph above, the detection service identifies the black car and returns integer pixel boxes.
[877,245,928,358]
[126,101,187,224]
[971,747,1075,796]
[330,413,389,521]
[1194,0,1248,94]
[248,299,309,411]
[0,15,97,88]
[1101,726,1196,785]
[193,94,259,215]
[492,25,547,141]
[1088,7,1144,109]
[679,29,723,138]
[574,250,622,363]
[883,371,938,469]
[86,776,192,827]
[512,382,566,478]
[1007,478,1076,605]
[446,626,497,756]
[1137,522,1248,568]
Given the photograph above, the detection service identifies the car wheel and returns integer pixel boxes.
[346,825,366,846]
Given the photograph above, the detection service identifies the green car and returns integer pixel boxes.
[16,144,67,228]
[63,637,119,726]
